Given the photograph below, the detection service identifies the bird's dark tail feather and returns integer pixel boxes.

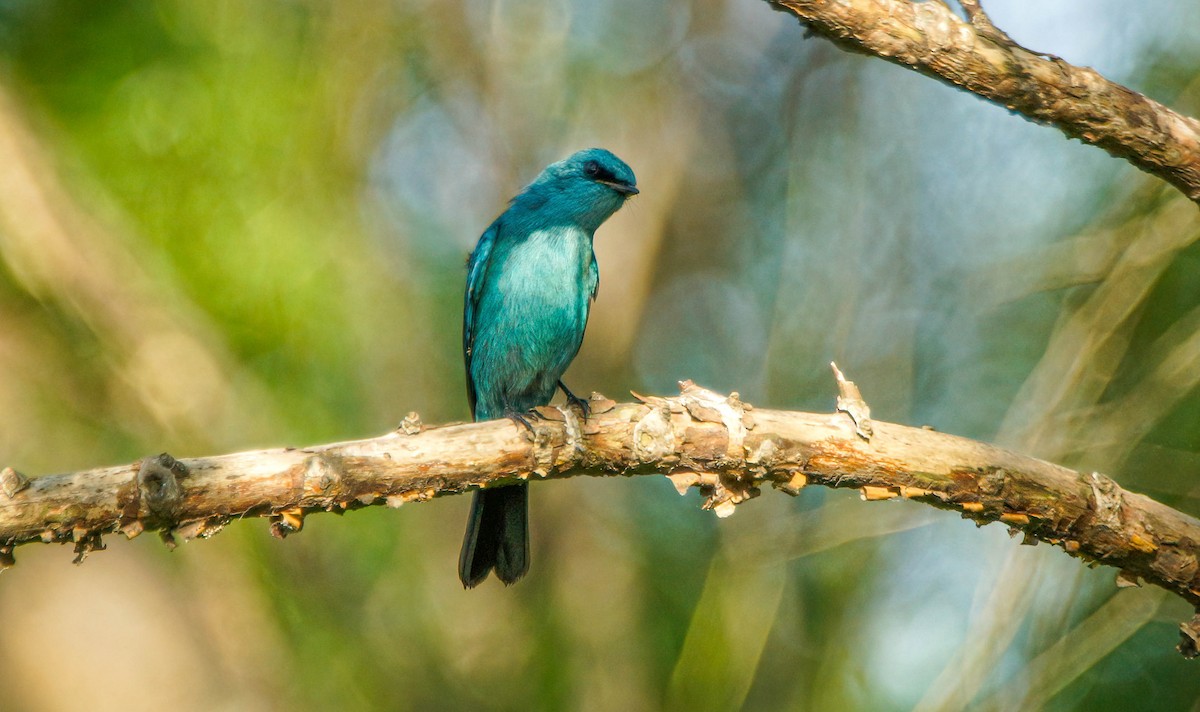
[458,483,529,588]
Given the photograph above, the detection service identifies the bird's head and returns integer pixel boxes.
[523,148,638,230]
[564,148,638,197]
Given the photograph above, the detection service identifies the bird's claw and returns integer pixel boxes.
[557,380,590,419]
[505,410,537,433]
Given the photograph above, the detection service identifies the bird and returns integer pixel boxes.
[458,148,638,588]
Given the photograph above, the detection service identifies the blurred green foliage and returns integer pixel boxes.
[3,1,1200,710]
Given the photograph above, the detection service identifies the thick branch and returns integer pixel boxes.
[767,0,1200,204]
[3,382,1200,655]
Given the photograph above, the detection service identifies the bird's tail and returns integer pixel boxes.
[458,483,529,588]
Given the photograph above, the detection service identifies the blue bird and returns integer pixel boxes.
[459,148,638,588]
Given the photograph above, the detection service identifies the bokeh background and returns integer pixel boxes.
[2,1,1200,710]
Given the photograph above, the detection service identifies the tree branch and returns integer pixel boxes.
[767,0,1200,205]
[3,378,1200,656]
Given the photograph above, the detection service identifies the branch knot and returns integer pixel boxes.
[137,453,188,521]
[1,467,30,499]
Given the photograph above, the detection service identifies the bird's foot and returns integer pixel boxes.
[557,380,591,419]
[504,409,537,433]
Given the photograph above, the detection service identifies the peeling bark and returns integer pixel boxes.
[2,381,1199,655]
[767,0,1200,205]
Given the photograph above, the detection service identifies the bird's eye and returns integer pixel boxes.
[584,161,600,177]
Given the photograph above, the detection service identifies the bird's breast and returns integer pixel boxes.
[496,227,591,307]
[486,227,592,357]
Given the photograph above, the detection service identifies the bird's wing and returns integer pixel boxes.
[464,221,499,418]
[587,250,599,302]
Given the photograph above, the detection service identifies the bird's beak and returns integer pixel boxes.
[599,180,639,196]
